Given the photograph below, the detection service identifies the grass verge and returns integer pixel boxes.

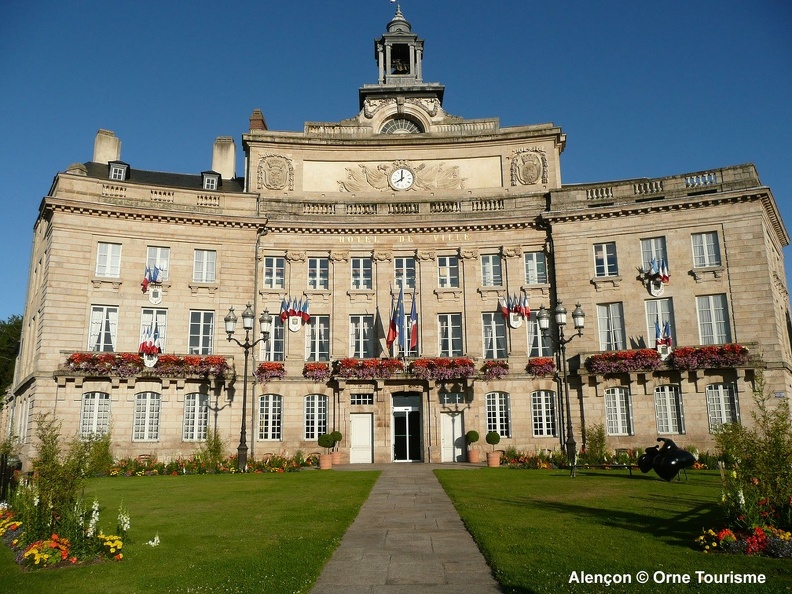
[0,470,379,594]
[435,468,792,594]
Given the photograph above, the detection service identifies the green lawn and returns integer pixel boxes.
[0,471,379,594]
[435,468,792,594]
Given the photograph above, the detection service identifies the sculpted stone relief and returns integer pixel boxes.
[257,154,294,191]
[363,97,439,119]
[510,148,548,186]
[338,161,465,193]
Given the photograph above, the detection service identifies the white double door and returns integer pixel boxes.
[441,411,466,462]
[349,413,374,464]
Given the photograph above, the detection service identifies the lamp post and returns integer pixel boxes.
[537,301,585,477]
[224,303,272,471]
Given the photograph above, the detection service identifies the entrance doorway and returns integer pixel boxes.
[441,411,466,462]
[349,413,374,463]
[392,394,421,462]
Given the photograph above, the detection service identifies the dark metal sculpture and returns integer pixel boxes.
[637,438,695,481]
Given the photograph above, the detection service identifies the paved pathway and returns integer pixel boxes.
[311,463,501,593]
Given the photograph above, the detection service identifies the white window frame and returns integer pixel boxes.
[706,383,739,432]
[486,391,512,438]
[140,308,168,353]
[349,314,375,358]
[133,392,161,441]
[183,393,209,441]
[594,242,618,277]
[193,249,217,283]
[524,251,548,284]
[95,242,122,278]
[189,310,215,355]
[597,302,626,351]
[203,175,218,190]
[531,390,557,437]
[351,257,372,289]
[109,164,127,181]
[482,313,507,359]
[305,315,330,361]
[527,312,552,357]
[654,385,684,434]
[692,231,721,268]
[146,246,170,281]
[262,318,285,361]
[697,294,731,345]
[644,299,675,347]
[480,254,503,287]
[394,257,416,289]
[80,392,111,437]
[437,256,459,288]
[640,237,668,271]
[304,394,328,440]
[605,387,633,436]
[308,257,329,290]
[438,313,463,357]
[258,394,283,441]
[88,305,118,352]
[263,256,286,289]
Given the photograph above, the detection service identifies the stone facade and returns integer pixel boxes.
[3,9,791,469]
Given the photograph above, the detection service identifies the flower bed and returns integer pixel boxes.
[697,526,792,557]
[254,362,286,384]
[302,362,331,382]
[408,357,476,381]
[525,357,555,376]
[584,349,662,374]
[667,344,749,371]
[333,358,404,379]
[481,360,509,381]
[64,352,231,379]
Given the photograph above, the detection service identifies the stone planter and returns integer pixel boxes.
[486,452,501,467]
[331,450,343,465]
[319,453,333,470]
[467,449,480,464]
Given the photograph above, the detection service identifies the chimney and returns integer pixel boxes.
[249,109,268,131]
[93,129,121,164]
[212,136,236,180]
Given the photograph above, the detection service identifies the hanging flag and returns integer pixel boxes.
[662,321,673,346]
[409,290,418,349]
[301,298,311,323]
[141,265,151,293]
[660,259,670,284]
[280,298,289,322]
[387,287,404,350]
[288,298,296,317]
[152,321,162,353]
[138,324,151,354]
[522,293,531,318]
[655,320,662,347]
[649,258,658,277]
[500,296,509,318]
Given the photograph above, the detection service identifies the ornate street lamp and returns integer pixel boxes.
[224,303,272,471]
[537,301,585,477]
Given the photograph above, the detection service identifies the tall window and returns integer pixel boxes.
[95,242,122,278]
[524,252,548,284]
[593,242,618,277]
[80,392,110,437]
[527,312,552,357]
[304,394,328,440]
[351,257,372,289]
[437,256,459,288]
[597,303,625,351]
[140,308,168,353]
[706,383,739,432]
[183,393,209,441]
[394,257,416,289]
[263,257,286,289]
[88,305,118,352]
[645,299,675,347]
[480,254,503,286]
[640,237,667,271]
[482,313,507,359]
[133,392,161,441]
[692,231,721,268]
[486,391,511,437]
[654,385,684,434]
[146,246,170,281]
[605,387,632,436]
[438,313,463,356]
[305,315,330,361]
[189,310,214,354]
[258,394,282,441]
[349,315,375,358]
[308,257,329,290]
[262,318,285,361]
[193,249,217,283]
[697,294,731,344]
[531,391,557,437]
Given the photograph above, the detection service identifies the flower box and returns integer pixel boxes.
[666,344,748,371]
[408,357,476,381]
[584,349,662,374]
[333,358,404,379]
[525,357,556,376]
[302,362,331,382]
[481,360,509,381]
[64,352,231,379]
[254,362,286,384]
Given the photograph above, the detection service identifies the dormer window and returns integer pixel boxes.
[201,171,221,191]
[108,161,129,181]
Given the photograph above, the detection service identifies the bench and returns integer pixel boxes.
[577,464,639,476]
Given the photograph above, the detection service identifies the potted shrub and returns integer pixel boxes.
[485,431,501,467]
[330,430,343,465]
[465,430,481,463]
[317,433,335,470]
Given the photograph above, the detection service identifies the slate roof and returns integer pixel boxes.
[83,161,246,192]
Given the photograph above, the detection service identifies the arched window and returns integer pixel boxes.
[654,385,684,434]
[134,391,161,441]
[531,391,556,437]
[80,392,111,437]
[258,394,283,441]
[380,118,422,134]
[486,391,511,437]
[183,393,209,441]
[304,394,328,440]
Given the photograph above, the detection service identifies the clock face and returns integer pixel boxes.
[389,167,414,190]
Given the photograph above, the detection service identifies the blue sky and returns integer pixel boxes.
[1,1,790,321]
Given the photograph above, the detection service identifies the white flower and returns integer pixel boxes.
[145,533,160,547]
